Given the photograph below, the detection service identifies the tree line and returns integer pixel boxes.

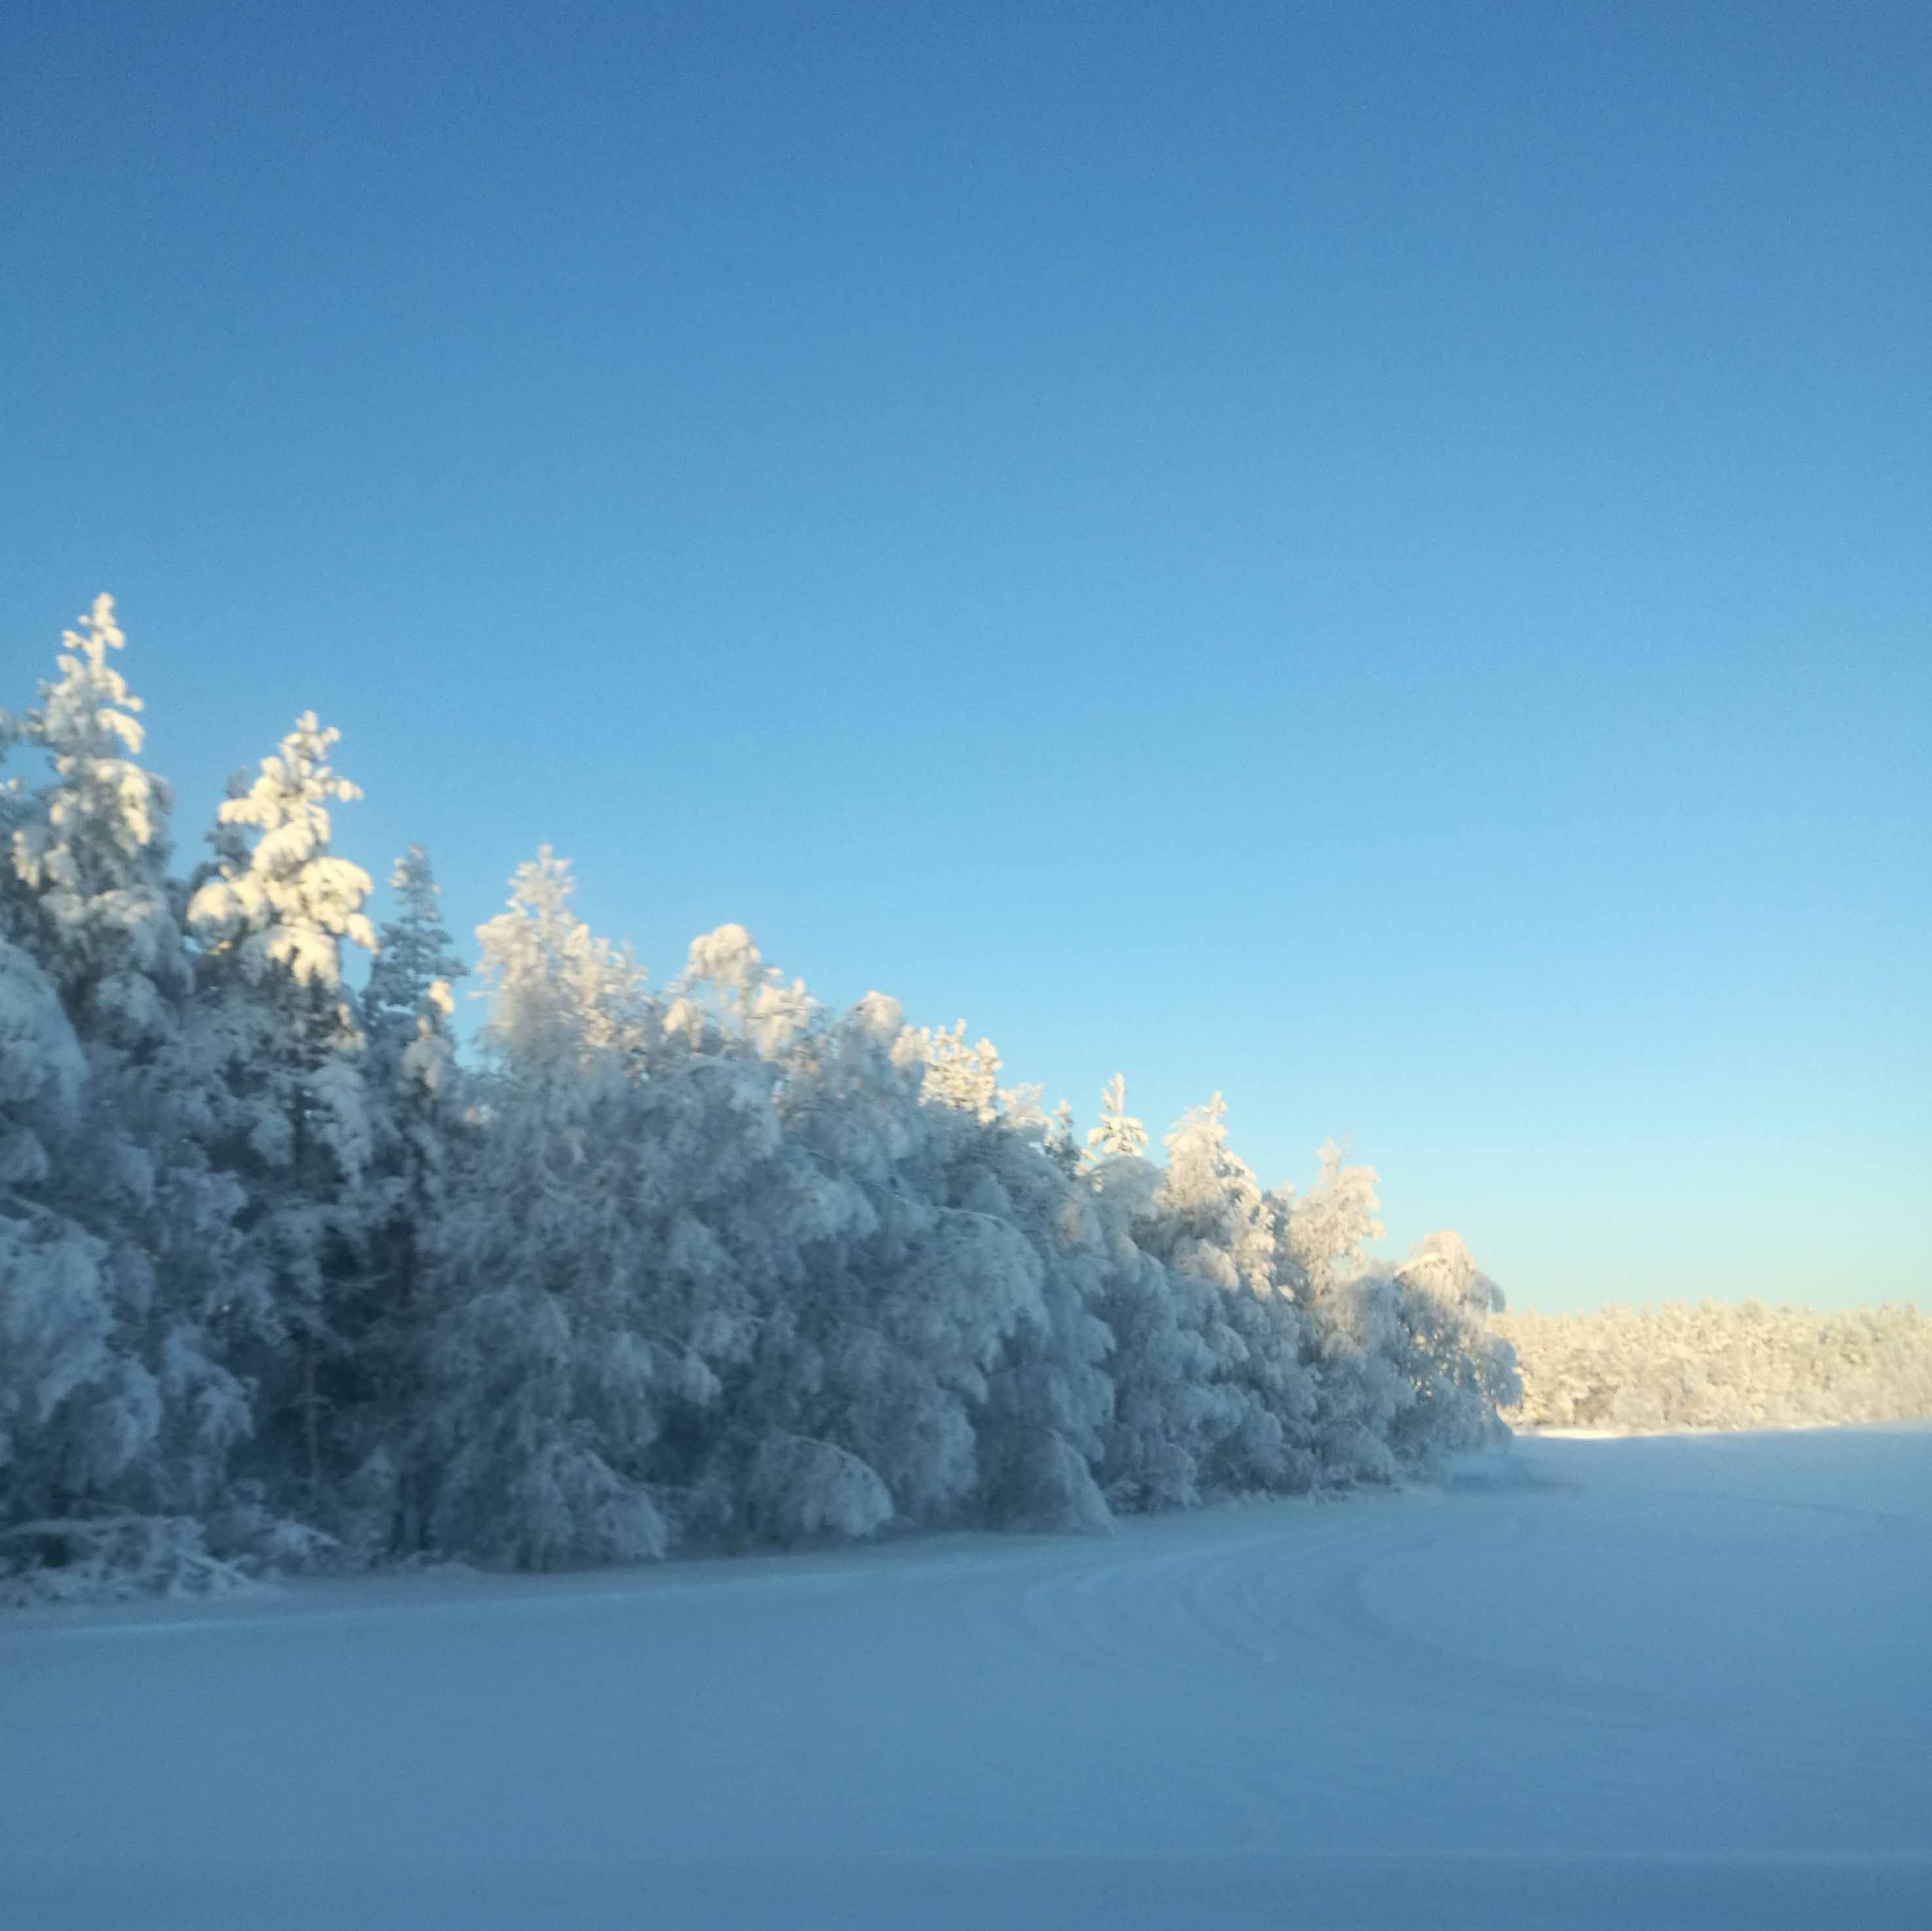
[1496,1300,1932,1432]
[1,597,1518,1602]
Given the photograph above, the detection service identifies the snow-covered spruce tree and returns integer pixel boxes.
[3,597,188,1033]
[185,711,378,1520]
[420,849,687,1568]
[361,843,469,1062]
[341,844,471,1553]
[895,1025,1115,1534]
[1144,1096,1317,1496]
[1082,1080,1243,1512]
[0,600,252,1595]
[1275,1141,1411,1483]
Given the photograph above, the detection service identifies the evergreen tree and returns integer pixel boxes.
[0,935,147,1532]
[362,843,468,1059]
[344,844,470,1553]
[0,599,249,1590]
[3,595,185,1033]
[185,711,378,1514]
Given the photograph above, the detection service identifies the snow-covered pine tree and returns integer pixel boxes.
[3,596,187,1035]
[361,843,468,1061]
[185,711,378,1519]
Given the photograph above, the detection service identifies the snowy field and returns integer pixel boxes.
[5,1427,1928,1930]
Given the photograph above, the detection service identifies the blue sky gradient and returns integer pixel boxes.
[5,2,1927,1309]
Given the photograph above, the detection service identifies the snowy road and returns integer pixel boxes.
[5,1427,1929,1928]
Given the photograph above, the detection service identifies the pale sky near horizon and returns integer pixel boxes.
[4,2,1927,1313]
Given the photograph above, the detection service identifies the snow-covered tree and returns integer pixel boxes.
[1081,1108,1240,1514]
[1087,1073,1147,1161]
[0,936,151,1536]
[185,711,378,1511]
[188,713,378,995]
[1277,1141,1409,1482]
[893,1030,1115,1533]
[742,993,1048,1536]
[0,599,249,1585]
[897,1018,1003,1124]
[1386,1231,1519,1462]
[2,595,185,1037]
[340,844,471,1553]
[1140,1097,1316,1495]
[420,850,679,1568]
[590,921,847,1544]
[361,843,467,1058]
[664,920,810,1060]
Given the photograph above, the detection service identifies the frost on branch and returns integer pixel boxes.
[668,922,811,1058]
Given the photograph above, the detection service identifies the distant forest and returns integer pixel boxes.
[1498,1301,1932,1432]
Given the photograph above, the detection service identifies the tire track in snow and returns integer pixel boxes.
[1004,1501,1397,1685]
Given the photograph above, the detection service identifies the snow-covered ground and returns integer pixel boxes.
[5,1426,1928,1929]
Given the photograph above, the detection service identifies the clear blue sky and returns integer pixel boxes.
[5,2,1927,1312]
